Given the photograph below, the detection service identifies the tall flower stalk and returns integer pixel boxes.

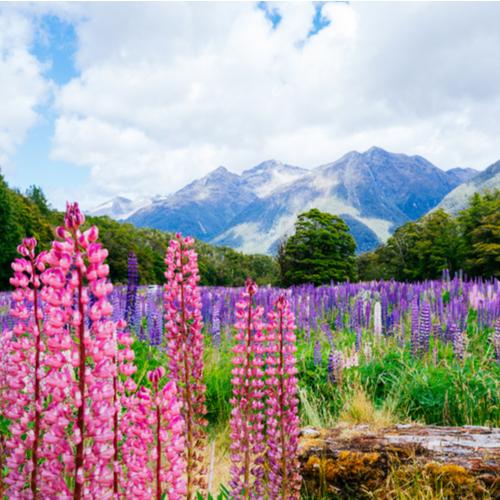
[2,237,46,497]
[164,234,207,497]
[229,279,266,499]
[265,295,301,499]
[149,367,187,500]
[45,203,118,497]
[125,251,139,326]
[0,204,192,498]
[120,370,186,499]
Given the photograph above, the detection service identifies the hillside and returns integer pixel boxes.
[437,160,500,214]
[0,174,278,290]
[95,147,476,254]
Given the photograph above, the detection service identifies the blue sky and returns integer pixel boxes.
[8,13,85,200]
[7,2,337,207]
[1,2,499,209]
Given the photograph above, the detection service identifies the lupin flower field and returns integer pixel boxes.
[0,202,499,499]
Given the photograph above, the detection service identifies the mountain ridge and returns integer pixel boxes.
[88,147,487,254]
[436,160,500,214]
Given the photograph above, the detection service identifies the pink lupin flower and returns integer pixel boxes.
[41,202,120,498]
[2,238,47,498]
[164,234,207,497]
[120,369,186,500]
[120,386,155,498]
[113,320,138,496]
[229,279,266,499]
[264,294,301,499]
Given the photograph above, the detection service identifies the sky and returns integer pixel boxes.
[1,1,500,210]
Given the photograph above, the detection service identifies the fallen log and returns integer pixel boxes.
[299,424,500,498]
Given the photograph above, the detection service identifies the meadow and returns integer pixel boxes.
[90,277,499,432]
[0,203,498,499]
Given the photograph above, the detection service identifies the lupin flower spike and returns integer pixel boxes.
[164,234,208,498]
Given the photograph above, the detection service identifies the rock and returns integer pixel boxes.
[299,425,500,498]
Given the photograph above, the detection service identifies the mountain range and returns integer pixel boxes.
[88,147,497,254]
[436,159,500,214]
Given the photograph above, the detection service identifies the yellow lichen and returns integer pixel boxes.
[303,450,387,496]
[424,462,476,486]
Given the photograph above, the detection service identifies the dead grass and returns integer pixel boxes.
[207,424,231,495]
[338,385,397,429]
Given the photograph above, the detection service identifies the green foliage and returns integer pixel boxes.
[458,190,500,277]
[0,175,56,287]
[180,320,499,432]
[279,208,356,286]
[204,342,233,426]
[357,190,500,281]
[358,351,499,426]
[26,185,51,216]
[0,176,279,289]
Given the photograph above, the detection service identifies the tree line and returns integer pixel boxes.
[0,173,278,290]
[356,191,499,281]
[1,171,498,289]
[277,191,499,285]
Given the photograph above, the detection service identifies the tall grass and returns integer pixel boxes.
[130,321,499,431]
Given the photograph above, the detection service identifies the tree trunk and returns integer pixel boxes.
[299,425,499,498]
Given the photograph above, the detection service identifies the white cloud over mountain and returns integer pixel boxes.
[1,2,500,207]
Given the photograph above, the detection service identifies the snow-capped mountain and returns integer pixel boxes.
[127,166,258,240]
[436,159,500,214]
[241,160,308,197]
[89,147,479,254]
[214,147,473,253]
[88,196,154,220]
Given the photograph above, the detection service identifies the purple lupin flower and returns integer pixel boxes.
[327,349,343,385]
[211,298,221,347]
[125,251,139,326]
[418,301,431,355]
[147,288,162,346]
[313,340,322,366]
[411,300,419,356]
[449,323,465,361]
[334,311,343,332]
[321,321,334,346]
[355,326,362,352]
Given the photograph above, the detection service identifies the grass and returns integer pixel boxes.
[337,385,397,428]
[2,309,498,498]
[129,319,499,432]
[369,462,496,500]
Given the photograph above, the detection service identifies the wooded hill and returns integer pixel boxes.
[0,174,279,290]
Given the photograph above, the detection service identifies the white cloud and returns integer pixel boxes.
[41,2,500,205]
[0,6,49,170]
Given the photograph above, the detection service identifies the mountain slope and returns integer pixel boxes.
[90,147,475,254]
[127,166,258,240]
[214,147,467,253]
[125,161,308,242]
[437,160,500,214]
[241,160,308,197]
[89,196,153,220]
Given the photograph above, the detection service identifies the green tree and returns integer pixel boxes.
[357,211,463,281]
[458,190,500,277]
[357,191,500,281]
[0,174,21,287]
[279,208,356,286]
[26,185,51,216]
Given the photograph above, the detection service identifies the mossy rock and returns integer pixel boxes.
[299,425,500,499]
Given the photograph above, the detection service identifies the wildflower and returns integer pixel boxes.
[229,279,266,499]
[125,252,139,326]
[264,295,301,498]
[373,301,382,338]
[164,234,207,497]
